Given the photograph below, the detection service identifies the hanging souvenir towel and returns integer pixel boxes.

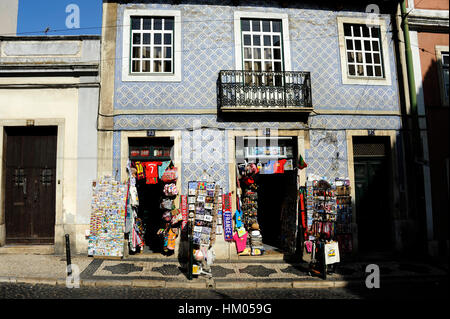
[143,161,162,184]
[233,231,248,253]
[158,161,171,179]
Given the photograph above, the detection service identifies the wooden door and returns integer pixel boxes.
[354,157,392,252]
[5,126,57,244]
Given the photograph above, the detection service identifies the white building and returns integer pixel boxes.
[0,35,100,254]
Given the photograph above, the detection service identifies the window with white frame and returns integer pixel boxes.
[337,17,391,86]
[130,16,174,74]
[241,18,284,86]
[122,9,181,82]
[343,23,384,78]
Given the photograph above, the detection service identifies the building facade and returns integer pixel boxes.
[404,0,449,257]
[98,0,412,260]
[0,36,101,254]
[0,0,18,36]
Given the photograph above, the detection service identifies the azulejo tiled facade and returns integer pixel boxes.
[110,0,402,189]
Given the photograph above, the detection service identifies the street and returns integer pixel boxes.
[0,278,447,299]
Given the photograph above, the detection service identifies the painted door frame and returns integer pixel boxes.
[120,130,182,209]
[0,119,64,249]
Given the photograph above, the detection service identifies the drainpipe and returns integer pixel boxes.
[400,1,417,115]
[399,0,433,254]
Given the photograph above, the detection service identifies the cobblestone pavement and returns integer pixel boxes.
[0,253,448,291]
[0,278,447,299]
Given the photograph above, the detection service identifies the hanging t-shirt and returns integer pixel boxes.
[143,161,162,184]
[235,210,243,228]
[233,231,248,253]
[263,160,277,174]
[134,161,146,180]
[274,159,287,174]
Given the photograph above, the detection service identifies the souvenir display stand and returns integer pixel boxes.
[187,181,220,278]
[88,176,128,259]
[156,162,181,255]
[335,180,353,254]
[303,178,340,279]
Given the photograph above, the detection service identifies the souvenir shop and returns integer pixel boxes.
[233,136,300,256]
[87,135,353,278]
[88,137,182,258]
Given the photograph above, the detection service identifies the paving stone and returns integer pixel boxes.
[152,264,184,276]
[103,263,143,275]
[210,265,236,277]
[238,265,277,277]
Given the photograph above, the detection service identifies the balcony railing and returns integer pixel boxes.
[218,70,312,111]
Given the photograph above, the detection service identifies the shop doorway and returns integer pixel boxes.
[256,171,297,249]
[128,137,174,253]
[236,136,298,253]
[4,126,57,244]
[353,136,392,253]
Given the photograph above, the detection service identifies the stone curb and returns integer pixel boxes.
[1,275,446,289]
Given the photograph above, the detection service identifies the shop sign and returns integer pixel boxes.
[223,210,233,241]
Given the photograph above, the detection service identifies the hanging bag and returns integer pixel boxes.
[161,162,178,183]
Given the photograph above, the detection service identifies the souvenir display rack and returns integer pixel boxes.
[188,181,220,277]
[335,179,353,254]
[88,176,128,258]
[304,178,340,279]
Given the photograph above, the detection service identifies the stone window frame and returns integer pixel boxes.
[337,16,392,86]
[122,8,181,82]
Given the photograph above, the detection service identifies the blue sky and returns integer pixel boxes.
[17,0,102,36]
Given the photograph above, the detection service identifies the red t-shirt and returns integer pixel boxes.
[143,162,162,184]
[274,159,287,174]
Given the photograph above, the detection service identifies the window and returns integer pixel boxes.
[337,17,391,86]
[234,11,291,74]
[436,47,449,106]
[130,16,174,74]
[122,9,181,82]
[241,18,284,86]
[343,23,383,78]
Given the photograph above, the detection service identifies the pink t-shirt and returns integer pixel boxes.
[233,232,248,253]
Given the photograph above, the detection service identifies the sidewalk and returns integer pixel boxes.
[0,252,447,289]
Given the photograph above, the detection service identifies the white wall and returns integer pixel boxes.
[0,0,18,35]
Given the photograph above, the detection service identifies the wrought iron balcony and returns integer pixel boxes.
[218,70,312,112]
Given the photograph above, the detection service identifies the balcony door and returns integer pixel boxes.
[240,18,289,106]
[241,18,284,86]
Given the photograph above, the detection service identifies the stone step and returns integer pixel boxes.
[0,245,54,255]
